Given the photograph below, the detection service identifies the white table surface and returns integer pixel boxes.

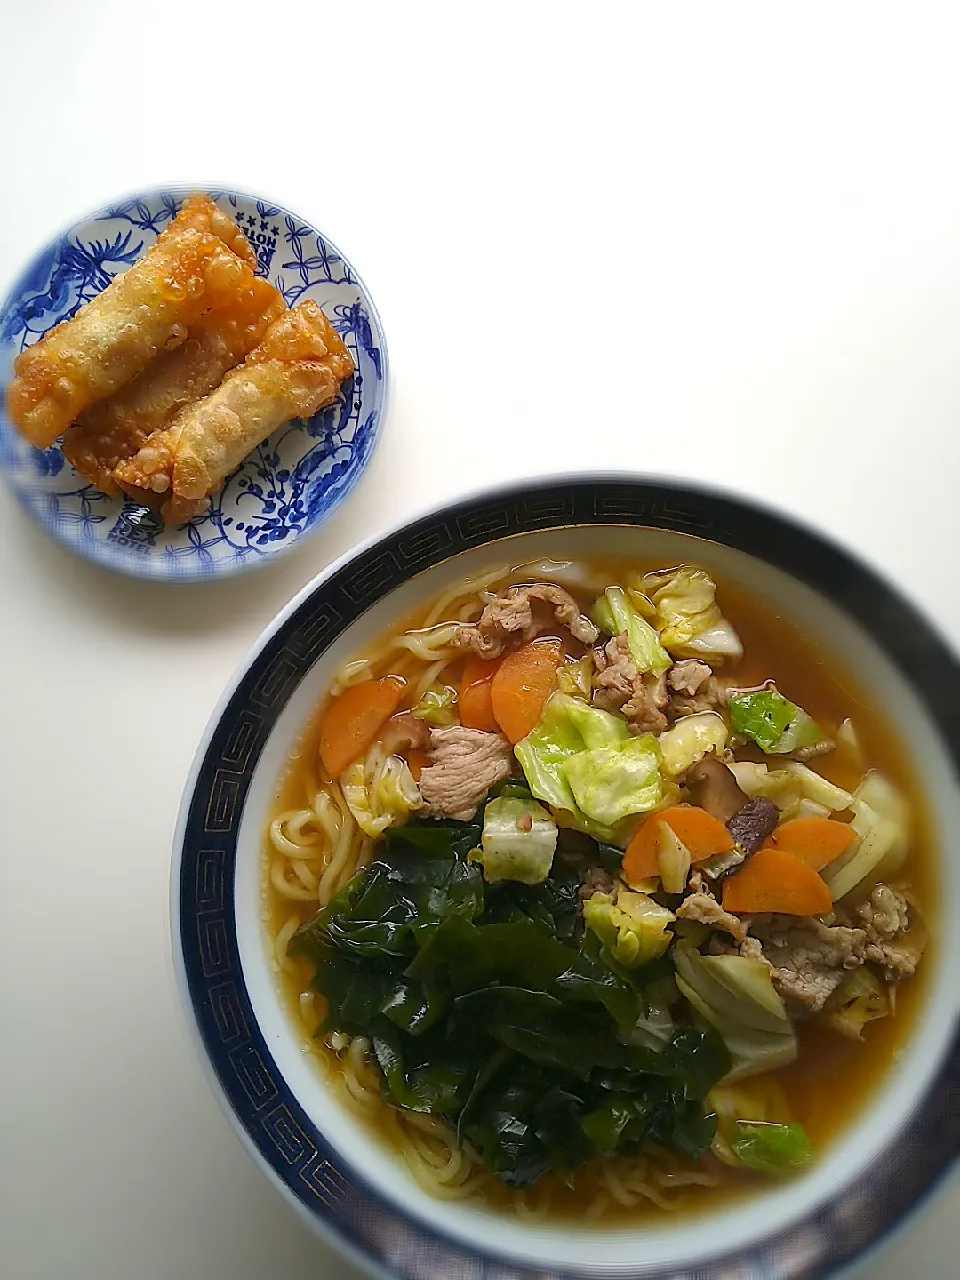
[1,5,957,1277]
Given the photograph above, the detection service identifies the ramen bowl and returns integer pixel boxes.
[173,476,960,1279]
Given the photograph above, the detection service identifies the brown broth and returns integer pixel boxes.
[263,557,936,1223]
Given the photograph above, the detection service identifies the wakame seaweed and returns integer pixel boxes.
[291,818,729,1187]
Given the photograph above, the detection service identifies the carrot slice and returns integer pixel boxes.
[490,641,563,744]
[406,748,430,782]
[623,805,735,882]
[459,657,500,732]
[722,846,832,916]
[763,816,857,871]
[319,676,406,778]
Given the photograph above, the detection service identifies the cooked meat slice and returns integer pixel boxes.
[592,633,637,710]
[578,865,616,905]
[377,710,430,756]
[677,873,748,942]
[456,583,598,658]
[418,726,513,821]
[745,917,868,1013]
[684,756,748,824]
[853,883,911,937]
[593,634,667,732]
[837,884,923,980]
[727,797,780,855]
[624,671,668,734]
[668,676,734,718]
[668,660,713,696]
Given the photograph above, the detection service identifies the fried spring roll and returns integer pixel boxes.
[114,301,354,524]
[6,197,256,449]
[60,275,285,494]
[174,194,257,269]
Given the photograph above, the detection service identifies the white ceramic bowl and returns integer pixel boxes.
[173,477,960,1279]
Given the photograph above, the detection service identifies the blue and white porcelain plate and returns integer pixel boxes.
[0,187,387,581]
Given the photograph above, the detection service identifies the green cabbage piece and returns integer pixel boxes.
[556,655,593,697]
[822,968,891,1039]
[411,684,458,726]
[729,689,822,755]
[730,1121,813,1175]
[728,760,851,817]
[479,796,558,885]
[515,693,662,839]
[658,711,728,777]
[674,949,797,1082]
[656,820,692,893]
[582,887,675,968]
[590,586,671,673]
[644,566,743,661]
[820,770,911,900]
[709,1075,796,1166]
[341,748,422,837]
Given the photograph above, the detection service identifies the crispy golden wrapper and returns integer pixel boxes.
[174,194,257,268]
[6,197,257,448]
[115,301,354,523]
[60,274,284,494]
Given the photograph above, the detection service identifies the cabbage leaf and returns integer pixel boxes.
[591,586,671,673]
[341,746,422,837]
[644,566,743,661]
[479,796,558,885]
[516,693,662,839]
[729,688,822,755]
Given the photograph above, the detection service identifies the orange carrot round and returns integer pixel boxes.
[459,657,500,732]
[721,846,832,916]
[623,805,735,882]
[490,641,563,744]
[764,816,857,871]
[320,676,406,778]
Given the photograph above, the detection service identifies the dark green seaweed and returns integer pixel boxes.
[290,818,728,1187]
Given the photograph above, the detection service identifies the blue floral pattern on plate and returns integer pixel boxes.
[0,188,387,581]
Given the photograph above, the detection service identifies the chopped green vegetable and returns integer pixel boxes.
[674,948,797,1082]
[293,818,729,1187]
[822,968,891,1039]
[515,693,662,839]
[729,689,822,755]
[411,684,458,726]
[658,711,728,778]
[656,821,691,893]
[730,1121,814,1174]
[479,796,558,885]
[644,566,743,661]
[818,771,911,901]
[555,655,594,697]
[582,887,675,968]
[340,747,422,837]
[590,586,671,674]
[563,735,663,829]
[729,760,851,818]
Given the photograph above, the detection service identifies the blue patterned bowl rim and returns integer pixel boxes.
[0,185,389,582]
[173,474,960,1279]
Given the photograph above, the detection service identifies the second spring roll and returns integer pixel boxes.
[6,202,257,449]
[114,301,354,524]
[60,274,285,494]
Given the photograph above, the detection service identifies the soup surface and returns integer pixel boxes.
[264,556,933,1223]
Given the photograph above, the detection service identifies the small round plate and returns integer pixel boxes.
[0,187,388,581]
